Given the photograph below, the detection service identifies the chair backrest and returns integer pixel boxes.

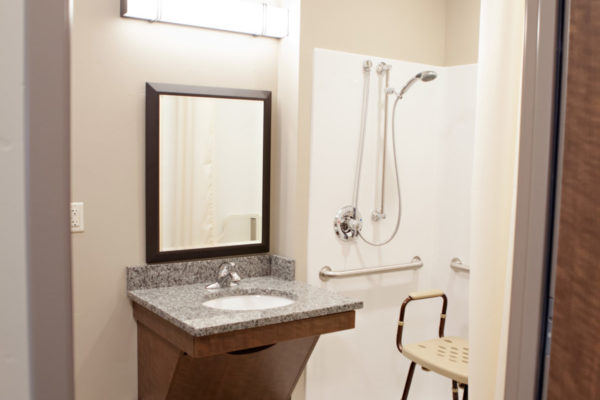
[396,290,448,353]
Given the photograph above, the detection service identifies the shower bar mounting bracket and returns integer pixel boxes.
[371,210,386,221]
[450,257,470,273]
[376,61,391,74]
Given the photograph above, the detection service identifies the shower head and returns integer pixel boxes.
[387,70,438,98]
[416,71,437,82]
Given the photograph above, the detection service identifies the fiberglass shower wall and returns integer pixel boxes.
[305,49,477,399]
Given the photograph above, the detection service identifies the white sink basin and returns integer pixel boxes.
[202,294,295,311]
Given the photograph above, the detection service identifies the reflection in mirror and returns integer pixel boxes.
[159,95,263,251]
[146,83,271,262]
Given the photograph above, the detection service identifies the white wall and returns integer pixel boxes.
[0,0,31,398]
[305,49,476,399]
[295,0,451,285]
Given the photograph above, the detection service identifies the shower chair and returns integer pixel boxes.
[396,291,468,400]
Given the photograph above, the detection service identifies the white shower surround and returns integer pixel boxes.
[305,48,477,399]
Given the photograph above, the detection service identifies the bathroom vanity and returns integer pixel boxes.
[134,83,361,399]
[127,255,362,400]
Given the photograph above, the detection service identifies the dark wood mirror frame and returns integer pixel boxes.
[146,82,271,263]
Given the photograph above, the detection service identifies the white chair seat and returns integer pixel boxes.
[402,336,468,384]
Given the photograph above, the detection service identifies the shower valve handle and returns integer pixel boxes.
[334,206,363,241]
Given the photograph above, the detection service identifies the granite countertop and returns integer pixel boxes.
[127,255,363,337]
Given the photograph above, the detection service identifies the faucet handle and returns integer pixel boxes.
[218,261,234,277]
[227,262,241,285]
[209,261,240,288]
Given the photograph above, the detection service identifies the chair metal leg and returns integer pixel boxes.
[401,362,417,400]
[462,384,468,400]
[452,380,459,400]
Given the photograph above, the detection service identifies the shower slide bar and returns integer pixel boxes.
[450,257,470,273]
[319,256,423,281]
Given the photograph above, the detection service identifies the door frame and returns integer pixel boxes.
[503,0,566,398]
[25,0,74,398]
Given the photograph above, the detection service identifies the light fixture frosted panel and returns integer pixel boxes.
[264,6,289,38]
[122,0,159,20]
[121,0,289,38]
[161,0,263,36]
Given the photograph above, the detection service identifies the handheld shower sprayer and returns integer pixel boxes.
[386,70,438,98]
[334,65,438,246]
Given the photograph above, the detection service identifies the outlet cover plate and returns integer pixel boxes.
[71,202,84,233]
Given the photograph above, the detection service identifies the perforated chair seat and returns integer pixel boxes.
[402,336,469,385]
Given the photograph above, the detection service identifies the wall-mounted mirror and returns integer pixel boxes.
[146,83,271,262]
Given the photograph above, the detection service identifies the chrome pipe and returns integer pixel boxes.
[351,60,373,214]
[319,256,422,281]
[450,257,470,273]
[374,62,391,221]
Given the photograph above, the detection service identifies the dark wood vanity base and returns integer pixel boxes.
[133,303,356,399]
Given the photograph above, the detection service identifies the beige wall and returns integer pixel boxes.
[272,0,301,261]
[445,0,481,65]
[71,0,478,398]
[70,0,289,398]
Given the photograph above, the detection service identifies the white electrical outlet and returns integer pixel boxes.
[71,202,84,233]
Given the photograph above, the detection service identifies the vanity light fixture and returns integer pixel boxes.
[121,0,289,38]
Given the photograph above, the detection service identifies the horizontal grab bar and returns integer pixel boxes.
[450,257,470,273]
[319,256,423,281]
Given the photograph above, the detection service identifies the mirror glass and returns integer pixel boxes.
[159,95,263,250]
[146,83,271,262]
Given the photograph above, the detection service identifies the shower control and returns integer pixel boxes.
[334,206,362,241]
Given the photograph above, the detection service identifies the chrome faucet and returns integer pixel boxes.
[206,262,241,289]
